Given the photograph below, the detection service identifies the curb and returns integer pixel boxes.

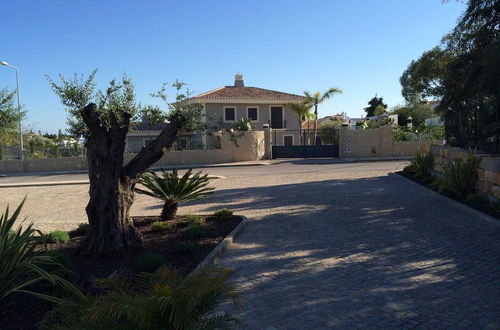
[0,174,226,188]
[189,216,249,277]
[393,173,500,227]
[0,161,270,178]
[339,157,413,163]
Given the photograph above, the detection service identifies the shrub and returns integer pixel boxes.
[414,172,426,181]
[40,267,240,330]
[0,198,79,306]
[181,215,205,226]
[411,151,434,176]
[135,252,165,273]
[422,176,435,184]
[234,118,253,131]
[174,241,199,255]
[150,221,173,233]
[213,208,234,217]
[465,193,487,206]
[136,169,215,221]
[434,150,481,200]
[44,230,70,244]
[183,225,205,239]
[403,164,416,173]
[68,223,89,238]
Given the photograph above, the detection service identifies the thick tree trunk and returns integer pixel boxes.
[78,103,185,256]
[161,201,178,221]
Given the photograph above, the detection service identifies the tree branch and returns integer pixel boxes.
[123,114,184,180]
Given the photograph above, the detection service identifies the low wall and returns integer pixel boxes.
[431,145,500,201]
[339,126,440,158]
[0,131,265,174]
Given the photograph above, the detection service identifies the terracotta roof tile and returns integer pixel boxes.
[192,86,306,101]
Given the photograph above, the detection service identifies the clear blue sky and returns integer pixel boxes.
[1,0,466,133]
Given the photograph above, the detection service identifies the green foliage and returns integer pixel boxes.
[181,215,205,226]
[40,267,240,330]
[136,169,214,220]
[183,225,205,239]
[401,0,500,150]
[136,104,166,125]
[174,241,199,255]
[465,193,487,206]
[374,104,386,116]
[150,221,173,233]
[433,151,481,200]
[234,118,253,131]
[403,164,416,173]
[44,230,70,244]
[69,223,89,238]
[422,176,435,184]
[364,96,387,117]
[213,208,234,217]
[392,126,445,142]
[411,151,434,176]
[0,87,25,145]
[318,120,340,144]
[134,252,164,273]
[414,172,426,181]
[389,101,434,127]
[0,198,82,306]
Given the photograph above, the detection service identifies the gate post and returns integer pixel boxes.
[263,125,272,159]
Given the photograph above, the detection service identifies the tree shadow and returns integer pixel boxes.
[183,175,500,328]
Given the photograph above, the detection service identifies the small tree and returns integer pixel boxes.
[364,96,387,117]
[136,168,214,221]
[48,72,202,256]
[288,102,312,146]
[0,88,25,147]
[318,120,340,144]
[304,88,342,144]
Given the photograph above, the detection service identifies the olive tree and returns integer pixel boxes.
[48,72,202,256]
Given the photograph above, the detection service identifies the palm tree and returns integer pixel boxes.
[288,102,312,146]
[135,169,214,221]
[304,88,343,145]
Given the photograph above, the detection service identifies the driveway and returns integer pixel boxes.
[2,160,499,328]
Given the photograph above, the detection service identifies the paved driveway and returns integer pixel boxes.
[203,172,500,328]
[2,160,499,328]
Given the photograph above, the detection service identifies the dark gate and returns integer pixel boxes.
[271,129,339,158]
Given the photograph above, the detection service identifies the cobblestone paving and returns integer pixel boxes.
[3,163,500,328]
[211,175,500,329]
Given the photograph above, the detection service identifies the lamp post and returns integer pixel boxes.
[0,61,24,170]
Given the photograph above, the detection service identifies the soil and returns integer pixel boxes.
[397,171,500,220]
[0,214,243,330]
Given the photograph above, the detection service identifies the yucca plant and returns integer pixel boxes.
[0,198,83,306]
[40,266,240,330]
[433,150,481,200]
[411,151,434,176]
[136,169,215,221]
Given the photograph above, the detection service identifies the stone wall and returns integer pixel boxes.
[0,131,266,174]
[339,126,440,158]
[431,145,500,201]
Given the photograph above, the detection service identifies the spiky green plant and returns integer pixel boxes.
[411,151,434,175]
[136,169,215,221]
[433,150,481,200]
[40,267,240,330]
[0,198,83,306]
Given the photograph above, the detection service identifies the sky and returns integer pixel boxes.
[1,0,466,134]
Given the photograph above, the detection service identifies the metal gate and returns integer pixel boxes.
[271,129,339,158]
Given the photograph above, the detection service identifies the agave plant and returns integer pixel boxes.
[40,266,240,330]
[136,168,215,221]
[0,197,83,306]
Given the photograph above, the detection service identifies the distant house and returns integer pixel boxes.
[125,73,307,152]
[125,123,203,153]
[189,73,306,146]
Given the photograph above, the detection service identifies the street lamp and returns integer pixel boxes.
[1,61,24,170]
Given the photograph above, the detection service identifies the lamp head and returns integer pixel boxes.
[0,61,9,66]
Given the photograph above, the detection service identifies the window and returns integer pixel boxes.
[224,107,236,121]
[284,135,293,146]
[247,107,258,121]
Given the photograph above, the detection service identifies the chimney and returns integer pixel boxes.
[234,72,244,87]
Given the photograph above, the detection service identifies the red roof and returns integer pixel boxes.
[191,86,306,101]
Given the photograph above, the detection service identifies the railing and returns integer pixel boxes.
[269,120,287,129]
